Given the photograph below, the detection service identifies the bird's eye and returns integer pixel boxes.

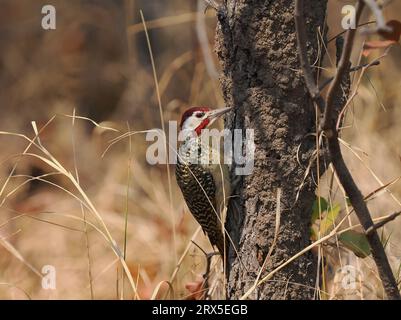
[195,112,204,118]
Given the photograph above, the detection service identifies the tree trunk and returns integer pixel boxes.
[215,0,328,299]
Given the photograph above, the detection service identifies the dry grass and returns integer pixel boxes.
[0,0,400,300]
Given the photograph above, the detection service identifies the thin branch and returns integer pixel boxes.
[204,0,222,13]
[361,0,392,34]
[366,211,401,236]
[319,60,380,92]
[324,145,401,300]
[328,21,376,43]
[294,0,326,112]
[322,1,364,132]
[336,49,389,130]
[324,1,400,300]
[191,240,219,300]
[294,0,401,300]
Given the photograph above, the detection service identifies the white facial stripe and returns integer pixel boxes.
[181,113,207,131]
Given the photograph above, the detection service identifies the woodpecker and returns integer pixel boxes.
[175,106,232,257]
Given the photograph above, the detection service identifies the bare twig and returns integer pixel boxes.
[361,0,392,34]
[204,0,222,13]
[366,211,401,236]
[319,60,380,92]
[336,49,390,130]
[328,21,376,43]
[322,1,364,131]
[294,0,325,112]
[294,0,401,299]
[191,240,219,300]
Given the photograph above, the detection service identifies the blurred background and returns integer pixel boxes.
[0,0,400,299]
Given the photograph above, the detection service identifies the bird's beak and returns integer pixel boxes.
[206,107,232,121]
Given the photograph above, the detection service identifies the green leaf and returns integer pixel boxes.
[311,197,329,224]
[339,230,372,258]
[320,204,341,235]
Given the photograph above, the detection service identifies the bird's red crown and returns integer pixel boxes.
[179,106,211,128]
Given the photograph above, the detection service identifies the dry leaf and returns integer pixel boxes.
[378,20,401,42]
[185,276,205,300]
[362,40,396,57]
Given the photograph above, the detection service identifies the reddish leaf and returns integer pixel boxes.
[185,276,205,300]
[362,40,396,57]
[378,20,401,42]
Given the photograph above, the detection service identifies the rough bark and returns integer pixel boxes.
[215,0,328,299]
